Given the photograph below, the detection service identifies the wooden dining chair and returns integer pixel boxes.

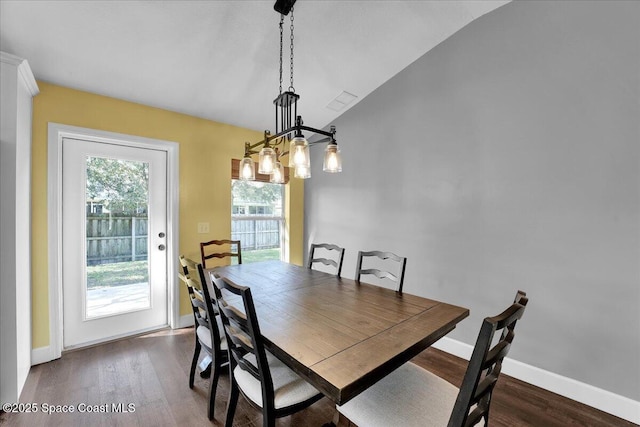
[336,291,528,427]
[178,255,228,421]
[200,239,242,269]
[209,273,324,427]
[355,250,407,292]
[308,242,345,277]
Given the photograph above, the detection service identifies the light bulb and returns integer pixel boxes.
[258,146,276,174]
[288,136,310,168]
[326,153,338,170]
[239,156,255,181]
[270,162,284,183]
[323,143,342,173]
[293,146,306,165]
[242,163,253,179]
[295,164,311,179]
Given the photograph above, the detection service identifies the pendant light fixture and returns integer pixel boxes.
[240,142,256,180]
[239,0,342,182]
[323,130,342,173]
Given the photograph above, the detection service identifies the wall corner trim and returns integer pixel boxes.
[432,337,640,424]
[0,51,39,96]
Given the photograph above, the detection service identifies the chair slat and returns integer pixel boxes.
[472,372,499,404]
[311,257,338,268]
[482,341,511,370]
[308,242,345,277]
[360,268,399,282]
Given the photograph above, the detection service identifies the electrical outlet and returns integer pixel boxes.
[197,222,210,234]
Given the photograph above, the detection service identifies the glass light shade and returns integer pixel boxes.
[258,146,276,174]
[294,164,311,179]
[288,136,310,168]
[239,156,255,181]
[323,143,342,173]
[270,161,285,183]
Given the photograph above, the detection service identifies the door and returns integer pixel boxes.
[62,137,168,348]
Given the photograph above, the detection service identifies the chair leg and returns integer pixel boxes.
[262,410,276,427]
[225,377,240,427]
[189,340,201,389]
[207,360,221,420]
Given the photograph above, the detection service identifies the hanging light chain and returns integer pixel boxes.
[279,14,284,95]
[289,7,295,92]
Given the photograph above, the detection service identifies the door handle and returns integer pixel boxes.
[158,232,166,238]
[158,244,166,251]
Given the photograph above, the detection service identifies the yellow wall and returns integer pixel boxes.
[31,82,304,349]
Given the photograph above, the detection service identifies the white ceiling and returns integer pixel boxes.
[1,1,508,132]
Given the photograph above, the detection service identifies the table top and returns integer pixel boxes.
[212,260,469,405]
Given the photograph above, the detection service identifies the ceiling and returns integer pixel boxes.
[1,1,508,133]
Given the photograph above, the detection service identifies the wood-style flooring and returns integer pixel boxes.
[0,328,635,427]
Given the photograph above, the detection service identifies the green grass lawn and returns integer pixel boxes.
[86,260,148,289]
[86,248,279,289]
[243,248,281,263]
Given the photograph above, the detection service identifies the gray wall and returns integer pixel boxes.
[304,1,639,400]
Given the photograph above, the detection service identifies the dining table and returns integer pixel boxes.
[210,260,469,406]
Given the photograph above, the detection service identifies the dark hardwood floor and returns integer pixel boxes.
[0,328,634,427]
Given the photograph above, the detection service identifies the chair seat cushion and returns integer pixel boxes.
[196,325,228,351]
[337,362,459,427]
[234,352,321,410]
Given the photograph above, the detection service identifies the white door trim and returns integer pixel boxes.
[47,123,179,360]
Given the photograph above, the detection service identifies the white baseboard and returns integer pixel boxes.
[31,345,58,366]
[432,337,640,424]
[177,314,194,329]
[31,316,194,366]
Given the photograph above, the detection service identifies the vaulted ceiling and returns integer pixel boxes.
[1,1,508,132]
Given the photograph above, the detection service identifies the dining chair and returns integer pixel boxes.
[308,242,345,277]
[337,291,528,427]
[209,273,324,427]
[178,255,228,421]
[355,250,407,292]
[200,239,242,269]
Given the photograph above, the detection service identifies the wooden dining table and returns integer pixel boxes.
[211,260,469,406]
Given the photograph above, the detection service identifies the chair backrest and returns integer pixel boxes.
[355,250,407,292]
[179,255,224,352]
[200,239,242,269]
[449,291,529,427]
[308,243,345,277]
[208,273,276,413]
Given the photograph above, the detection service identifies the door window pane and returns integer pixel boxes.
[85,157,150,318]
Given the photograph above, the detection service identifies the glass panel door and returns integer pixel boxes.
[62,137,168,349]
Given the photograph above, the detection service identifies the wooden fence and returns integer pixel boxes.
[86,216,279,265]
[86,215,147,265]
[232,218,281,251]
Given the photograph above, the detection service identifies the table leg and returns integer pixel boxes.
[322,409,351,427]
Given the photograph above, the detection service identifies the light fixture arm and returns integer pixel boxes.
[245,130,274,153]
[245,118,336,163]
[265,116,335,144]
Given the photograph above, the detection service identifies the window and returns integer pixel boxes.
[231,180,284,263]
